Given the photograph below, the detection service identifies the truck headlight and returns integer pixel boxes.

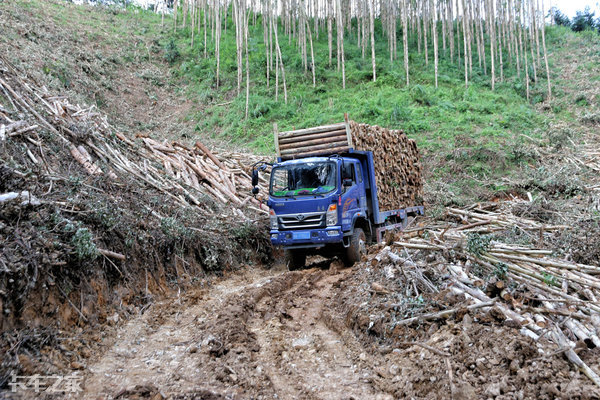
[326,204,337,226]
[270,209,278,230]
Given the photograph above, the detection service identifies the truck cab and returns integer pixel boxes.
[265,152,381,268]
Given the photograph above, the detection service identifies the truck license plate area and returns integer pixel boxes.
[293,232,311,240]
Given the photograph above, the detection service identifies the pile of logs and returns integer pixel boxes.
[139,137,269,213]
[391,201,600,387]
[276,117,423,211]
[349,121,422,210]
[0,56,270,218]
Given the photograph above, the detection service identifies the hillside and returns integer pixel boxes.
[6,0,590,206]
[1,0,600,398]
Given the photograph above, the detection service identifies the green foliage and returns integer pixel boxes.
[466,233,492,256]
[160,217,190,239]
[572,7,597,32]
[542,271,559,287]
[71,228,98,261]
[550,8,571,27]
[493,263,508,280]
[164,39,180,64]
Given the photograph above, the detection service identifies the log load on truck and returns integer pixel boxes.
[251,115,424,269]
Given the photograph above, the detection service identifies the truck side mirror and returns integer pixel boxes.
[343,178,353,187]
[251,169,259,187]
[252,187,259,195]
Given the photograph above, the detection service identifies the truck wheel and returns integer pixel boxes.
[285,249,306,270]
[345,228,366,267]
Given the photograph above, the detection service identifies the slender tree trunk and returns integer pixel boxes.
[432,0,438,87]
[191,0,195,47]
[462,0,468,87]
[336,0,346,88]
[474,0,482,69]
[527,0,537,83]
[273,11,288,103]
[369,0,376,82]
[274,15,279,101]
[539,0,551,100]
[441,0,447,54]
[488,0,496,90]
[466,0,472,74]
[423,0,429,65]
[449,0,455,62]
[328,11,333,66]
[203,0,207,57]
[174,0,178,32]
[531,0,541,68]
[417,1,422,53]
[233,0,240,94]
[245,9,250,119]
[511,0,520,77]
[403,0,410,86]
[215,1,221,88]
[522,0,530,99]
[307,20,316,87]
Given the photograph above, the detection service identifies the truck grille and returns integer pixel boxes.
[278,212,325,230]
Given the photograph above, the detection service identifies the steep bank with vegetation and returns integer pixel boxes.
[0,0,271,386]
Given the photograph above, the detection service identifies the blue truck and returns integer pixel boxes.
[251,117,424,269]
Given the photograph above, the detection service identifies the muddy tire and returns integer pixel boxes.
[285,249,306,270]
[344,228,366,267]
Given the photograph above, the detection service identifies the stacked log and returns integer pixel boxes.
[349,121,423,211]
[140,137,269,213]
[276,119,423,211]
[276,122,350,159]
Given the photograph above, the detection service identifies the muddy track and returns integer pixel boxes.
[82,266,391,399]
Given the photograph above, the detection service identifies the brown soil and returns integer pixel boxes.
[12,259,585,400]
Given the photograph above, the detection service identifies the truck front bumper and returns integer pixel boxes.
[270,227,343,248]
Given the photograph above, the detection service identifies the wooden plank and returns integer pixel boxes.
[344,113,354,149]
[278,122,346,138]
[281,145,350,160]
[280,140,350,156]
[279,133,348,150]
[274,123,281,158]
[278,129,348,145]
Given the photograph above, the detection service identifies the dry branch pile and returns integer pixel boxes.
[0,57,269,218]
[387,201,600,387]
[349,121,423,210]
[276,119,423,211]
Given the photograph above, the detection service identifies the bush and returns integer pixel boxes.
[164,39,180,64]
[572,7,596,32]
[72,228,98,260]
[550,7,571,27]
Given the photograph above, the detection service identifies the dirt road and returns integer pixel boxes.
[82,263,393,400]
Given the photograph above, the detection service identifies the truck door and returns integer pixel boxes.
[340,161,365,232]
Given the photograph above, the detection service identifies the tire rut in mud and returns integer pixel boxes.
[81,267,392,400]
[247,268,392,400]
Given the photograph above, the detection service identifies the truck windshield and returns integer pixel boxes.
[270,161,337,197]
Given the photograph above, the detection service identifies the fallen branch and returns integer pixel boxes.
[394,300,496,326]
[97,249,126,261]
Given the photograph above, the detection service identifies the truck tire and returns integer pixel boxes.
[345,227,366,267]
[285,249,306,270]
